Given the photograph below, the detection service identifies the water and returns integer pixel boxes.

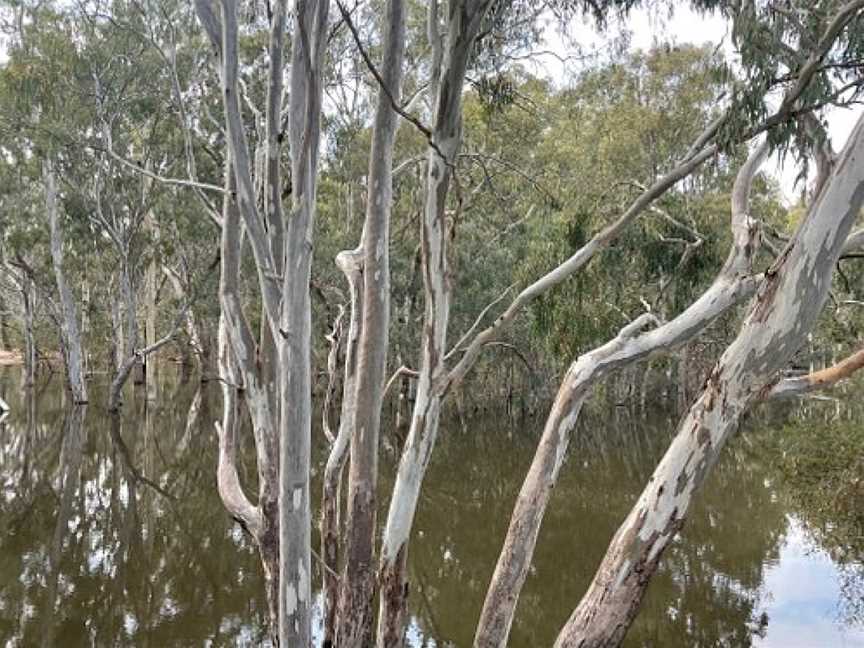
[0,367,861,647]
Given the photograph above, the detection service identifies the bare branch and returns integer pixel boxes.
[770,346,864,398]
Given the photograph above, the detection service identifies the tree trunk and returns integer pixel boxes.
[144,217,158,399]
[277,1,328,645]
[323,249,362,647]
[44,157,87,404]
[22,275,36,388]
[474,142,771,648]
[335,0,405,644]
[0,289,10,351]
[120,258,144,387]
[377,4,492,645]
[554,113,864,648]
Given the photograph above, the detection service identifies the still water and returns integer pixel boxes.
[0,367,861,647]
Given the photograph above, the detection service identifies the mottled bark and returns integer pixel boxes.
[44,158,87,404]
[216,152,280,641]
[377,2,490,646]
[554,112,864,648]
[474,142,773,648]
[335,0,405,644]
[279,1,328,645]
[323,249,362,647]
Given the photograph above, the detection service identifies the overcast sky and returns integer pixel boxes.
[538,5,863,203]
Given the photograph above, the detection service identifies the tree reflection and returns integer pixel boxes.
[399,406,789,648]
[0,368,861,647]
[0,370,267,647]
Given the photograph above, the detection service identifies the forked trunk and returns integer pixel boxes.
[474,142,771,648]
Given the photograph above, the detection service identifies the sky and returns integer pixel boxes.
[538,5,863,203]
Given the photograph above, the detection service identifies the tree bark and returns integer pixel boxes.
[44,158,87,404]
[553,112,864,648]
[120,258,144,386]
[377,3,490,645]
[22,275,36,388]
[279,1,328,645]
[144,212,159,398]
[322,249,362,647]
[335,0,405,644]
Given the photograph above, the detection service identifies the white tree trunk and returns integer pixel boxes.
[474,141,770,648]
[554,112,864,648]
[278,1,328,645]
[335,0,405,644]
[322,249,362,646]
[377,3,489,645]
[44,158,87,404]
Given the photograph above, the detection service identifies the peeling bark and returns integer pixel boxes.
[199,0,329,641]
[335,0,405,644]
[553,112,864,648]
[323,249,362,647]
[377,2,491,645]
[474,142,771,648]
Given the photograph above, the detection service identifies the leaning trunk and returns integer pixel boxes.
[474,142,771,648]
[554,113,864,648]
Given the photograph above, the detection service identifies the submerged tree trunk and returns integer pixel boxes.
[22,275,36,388]
[216,157,281,639]
[279,1,328,645]
[44,158,87,404]
[554,113,864,648]
[335,0,405,644]
[473,141,770,648]
[377,3,490,645]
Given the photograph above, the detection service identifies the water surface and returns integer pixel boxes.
[0,368,861,647]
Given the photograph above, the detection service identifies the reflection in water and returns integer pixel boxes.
[0,368,861,647]
[0,371,267,647]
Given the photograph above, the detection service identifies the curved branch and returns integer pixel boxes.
[474,140,771,648]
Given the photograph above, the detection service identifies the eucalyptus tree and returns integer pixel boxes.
[468,2,864,646]
[328,0,406,644]
[193,0,329,644]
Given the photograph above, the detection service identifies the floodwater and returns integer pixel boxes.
[0,366,862,647]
